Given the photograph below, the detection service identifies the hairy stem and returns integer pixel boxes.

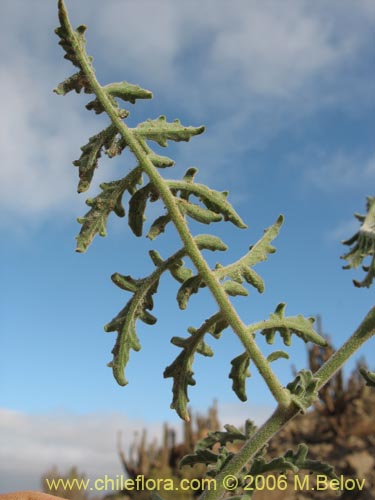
[60,2,290,408]
[199,304,375,500]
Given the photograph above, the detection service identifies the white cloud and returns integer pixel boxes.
[0,0,373,228]
[88,0,370,104]
[303,152,375,192]
[0,408,164,493]
[218,402,272,428]
[327,218,360,243]
[0,404,271,494]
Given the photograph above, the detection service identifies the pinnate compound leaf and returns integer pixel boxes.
[260,303,326,347]
[359,368,375,387]
[73,125,118,193]
[229,353,251,402]
[76,168,142,253]
[249,443,338,481]
[134,115,205,147]
[341,195,375,288]
[286,369,320,413]
[164,313,228,421]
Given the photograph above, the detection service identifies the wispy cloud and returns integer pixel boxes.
[0,0,373,228]
[326,218,360,243]
[0,408,164,493]
[0,404,270,493]
[303,151,375,192]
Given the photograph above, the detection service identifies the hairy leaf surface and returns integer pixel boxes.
[342,196,375,288]
[134,115,205,147]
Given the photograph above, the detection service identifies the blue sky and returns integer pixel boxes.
[0,0,374,492]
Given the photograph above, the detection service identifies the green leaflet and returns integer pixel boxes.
[103,81,153,103]
[249,443,338,481]
[177,199,223,224]
[195,421,256,452]
[194,234,228,252]
[176,276,204,310]
[147,153,175,168]
[86,82,152,116]
[129,172,244,237]
[54,71,91,96]
[56,0,90,71]
[267,350,290,362]
[147,214,172,240]
[105,275,158,386]
[149,249,193,283]
[180,448,227,468]
[105,136,127,158]
[359,368,375,387]
[229,353,251,402]
[222,281,248,296]
[73,125,118,193]
[76,167,142,253]
[214,216,284,294]
[146,171,246,238]
[259,303,327,347]
[133,115,205,147]
[164,313,227,421]
[342,196,375,288]
[286,369,320,413]
[128,184,158,236]
[230,348,290,403]
[167,177,247,228]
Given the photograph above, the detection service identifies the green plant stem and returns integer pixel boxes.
[315,304,375,384]
[60,2,290,409]
[199,304,375,500]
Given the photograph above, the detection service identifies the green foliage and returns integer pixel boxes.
[286,370,320,413]
[259,303,326,347]
[181,425,338,498]
[359,367,375,387]
[55,2,375,499]
[342,195,375,288]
